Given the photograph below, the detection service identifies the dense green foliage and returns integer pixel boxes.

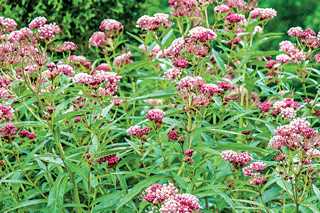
[0,0,145,48]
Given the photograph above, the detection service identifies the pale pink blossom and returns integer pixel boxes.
[127,125,150,138]
[164,67,182,80]
[89,32,106,47]
[99,19,123,33]
[214,4,230,13]
[160,194,200,213]
[189,26,217,42]
[38,23,61,40]
[144,183,178,204]
[29,17,47,29]
[113,52,133,67]
[250,8,277,20]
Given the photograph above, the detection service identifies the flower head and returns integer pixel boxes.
[38,23,61,40]
[99,19,123,33]
[189,26,217,42]
[127,125,150,138]
[89,32,106,47]
[250,8,277,20]
[146,109,165,124]
[144,183,178,204]
[29,17,47,29]
[221,150,252,167]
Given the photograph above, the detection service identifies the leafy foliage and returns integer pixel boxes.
[0,0,320,212]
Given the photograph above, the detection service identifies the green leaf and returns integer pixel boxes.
[93,191,125,212]
[211,48,226,72]
[313,185,320,201]
[47,174,68,212]
[3,199,47,212]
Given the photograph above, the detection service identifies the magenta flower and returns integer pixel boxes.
[146,109,165,124]
[0,105,14,121]
[96,154,120,167]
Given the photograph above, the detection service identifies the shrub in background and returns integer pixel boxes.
[0,0,145,49]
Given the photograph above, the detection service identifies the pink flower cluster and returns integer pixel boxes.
[315,53,320,63]
[38,23,61,40]
[0,76,12,100]
[94,63,112,72]
[225,0,245,9]
[277,40,306,64]
[164,27,215,63]
[272,98,300,119]
[165,37,185,57]
[19,130,36,140]
[188,26,217,42]
[146,109,165,124]
[113,52,133,67]
[198,0,214,6]
[259,98,300,119]
[242,162,267,185]
[221,150,252,167]
[143,183,200,213]
[55,41,77,52]
[249,176,267,186]
[168,0,199,17]
[160,194,200,213]
[287,27,320,49]
[137,13,171,31]
[269,118,318,150]
[214,4,230,13]
[164,67,182,80]
[127,125,151,138]
[250,8,277,20]
[0,19,47,69]
[258,101,272,113]
[8,28,33,43]
[28,17,47,29]
[96,154,120,167]
[167,129,184,143]
[177,76,221,107]
[225,13,246,24]
[0,123,17,138]
[99,19,123,34]
[144,183,178,204]
[68,55,92,69]
[0,17,17,33]
[89,31,106,47]
[73,71,121,96]
[184,149,194,164]
[43,63,74,79]
[0,104,14,121]
[89,19,123,48]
